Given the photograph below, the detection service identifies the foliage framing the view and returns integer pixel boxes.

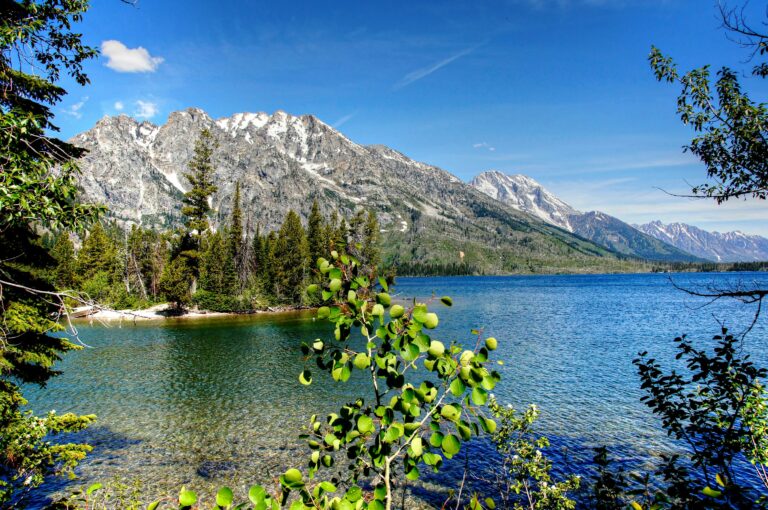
[0,0,101,506]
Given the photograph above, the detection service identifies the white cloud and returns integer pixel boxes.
[473,142,496,152]
[394,44,480,90]
[134,100,159,119]
[101,40,164,73]
[62,96,89,119]
[114,101,124,111]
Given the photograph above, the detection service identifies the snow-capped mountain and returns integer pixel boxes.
[635,221,768,262]
[470,171,703,262]
[469,171,579,231]
[70,108,623,274]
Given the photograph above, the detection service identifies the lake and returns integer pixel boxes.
[25,272,768,507]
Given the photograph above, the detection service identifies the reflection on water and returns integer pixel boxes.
[23,273,768,507]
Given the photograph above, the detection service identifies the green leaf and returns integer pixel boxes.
[353,353,370,370]
[412,304,428,323]
[485,337,498,350]
[390,304,405,318]
[423,312,439,329]
[299,369,312,386]
[440,404,460,422]
[716,473,726,487]
[441,434,461,458]
[378,276,389,292]
[86,483,103,495]
[481,417,497,434]
[357,415,374,434]
[428,340,445,357]
[249,485,267,505]
[630,502,642,510]
[369,501,386,510]
[329,278,342,292]
[376,292,391,306]
[282,468,304,489]
[411,436,424,456]
[147,501,161,510]
[345,486,362,502]
[440,296,453,306]
[450,377,466,397]
[319,481,337,493]
[702,486,722,498]
[317,306,330,319]
[179,487,197,507]
[216,487,234,508]
[430,431,444,447]
[471,387,487,406]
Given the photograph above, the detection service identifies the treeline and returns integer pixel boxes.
[394,261,479,277]
[650,260,768,273]
[49,198,381,312]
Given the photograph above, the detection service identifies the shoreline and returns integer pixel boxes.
[69,303,314,322]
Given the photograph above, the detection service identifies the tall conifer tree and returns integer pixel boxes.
[275,211,309,302]
[307,199,325,264]
[227,182,245,291]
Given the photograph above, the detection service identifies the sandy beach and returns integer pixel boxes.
[69,303,308,322]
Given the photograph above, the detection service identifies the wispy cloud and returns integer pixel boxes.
[134,100,159,119]
[114,101,124,111]
[394,44,481,90]
[102,40,164,73]
[62,96,89,119]
[332,112,357,128]
[473,142,496,152]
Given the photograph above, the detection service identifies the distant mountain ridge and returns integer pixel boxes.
[635,221,768,262]
[71,108,631,274]
[470,171,703,262]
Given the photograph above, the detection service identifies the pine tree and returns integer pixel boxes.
[326,210,340,253]
[348,210,366,261]
[307,199,325,264]
[181,128,218,256]
[51,233,76,290]
[252,225,264,278]
[262,231,279,298]
[362,210,381,270]
[199,230,237,298]
[227,182,245,291]
[77,222,118,279]
[275,210,309,302]
[337,218,349,252]
[159,257,193,309]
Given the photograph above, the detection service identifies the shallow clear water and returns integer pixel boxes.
[23,272,768,507]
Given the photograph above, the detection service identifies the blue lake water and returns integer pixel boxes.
[24,272,768,506]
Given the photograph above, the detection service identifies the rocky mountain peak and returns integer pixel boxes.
[469,170,579,231]
[635,221,768,262]
[470,171,703,262]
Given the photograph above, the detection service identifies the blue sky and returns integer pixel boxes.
[56,0,768,235]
